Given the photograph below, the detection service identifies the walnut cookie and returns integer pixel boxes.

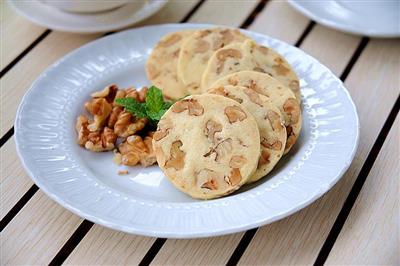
[208,85,287,183]
[152,94,260,199]
[146,31,193,99]
[208,71,302,154]
[201,39,301,101]
[177,28,249,94]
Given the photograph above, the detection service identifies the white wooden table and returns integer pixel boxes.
[1,0,399,265]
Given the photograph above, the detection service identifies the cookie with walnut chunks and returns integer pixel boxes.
[177,28,249,94]
[146,31,193,99]
[209,85,286,183]
[209,71,301,154]
[152,94,260,199]
[201,39,301,101]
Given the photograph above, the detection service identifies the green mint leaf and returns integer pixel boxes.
[115,86,175,125]
[145,86,165,119]
[115,97,147,118]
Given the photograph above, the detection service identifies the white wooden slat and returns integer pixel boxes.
[1,1,46,71]
[238,39,400,265]
[326,116,399,265]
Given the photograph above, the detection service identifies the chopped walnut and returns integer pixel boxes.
[118,135,156,167]
[261,139,283,151]
[216,48,242,74]
[204,138,233,162]
[172,99,204,116]
[85,127,117,152]
[210,87,243,103]
[125,87,147,103]
[204,119,222,144]
[76,115,90,146]
[85,98,112,132]
[108,106,123,128]
[283,98,300,124]
[267,110,284,131]
[118,170,129,175]
[154,119,172,141]
[225,106,247,123]
[91,84,118,103]
[159,33,181,47]
[229,155,247,168]
[114,111,147,138]
[243,88,263,106]
[165,140,185,170]
[258,149,271,166]
[193,39,210,53]
[226,168,241,186]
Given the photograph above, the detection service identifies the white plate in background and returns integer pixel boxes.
[15,24,359,238]
[7,0,167,33]
[288,0,400,37]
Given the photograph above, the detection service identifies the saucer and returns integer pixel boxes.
[8,0,168,33]
[288,0,400,37]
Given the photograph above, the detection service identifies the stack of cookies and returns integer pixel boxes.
[148,28,302,199]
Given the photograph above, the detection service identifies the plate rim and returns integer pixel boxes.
[288,0,400,38]
[7,0,168,33]
[14,23,360,238]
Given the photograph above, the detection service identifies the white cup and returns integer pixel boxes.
[39,0,130,13]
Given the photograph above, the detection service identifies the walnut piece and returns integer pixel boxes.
[216,48,242,74]
[204,138,232,162]
[258,149,270,166]
[267,110,284,131]
[216,48,242,61]
[91,84,118,103]
[172,99,204,116]
[108,106,123,128]
[85,98,112,132]
[204,119,222,144]
[114,111,147,138]
[85,127,117,152]
[244,88,263,106]
[193,39,210,53]
[76,115,90,146]
[257,45,269,55]
[159,33,181,47]
[201,179,218,190]
[285,125,296,151]
[118,170,129,175]
[283,98,300,124]
[196,169,221,190]
[211,87,243,103]
[154,118,172,141]
[225,106,247,123]
[229,155,247,168]
[261,138,283,151]
[272,58,290,76]
[226,168,241,186]
[119,135,156,167]
[165,140,185,170]
[125,87,147,103]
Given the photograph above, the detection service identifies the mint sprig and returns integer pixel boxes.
[115,86,175,125]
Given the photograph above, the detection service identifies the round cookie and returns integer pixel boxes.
[146,31,193,99]
[201,39,301,101]
[152,94,260,199]
[177,28,248,94]
[209,85,286,183]
[209,71,301,154]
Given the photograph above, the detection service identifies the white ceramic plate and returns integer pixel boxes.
[288,0,400,37]
[7,0,167,33]
[15,24,359,238]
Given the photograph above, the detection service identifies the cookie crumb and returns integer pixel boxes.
[118,170,129,175]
